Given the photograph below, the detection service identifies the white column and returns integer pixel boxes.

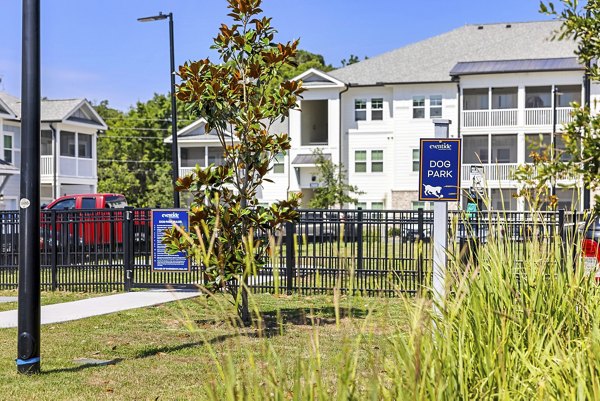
[517,86,526,126]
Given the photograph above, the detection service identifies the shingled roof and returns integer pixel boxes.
[328,21,579,85]
[0,92,107,129]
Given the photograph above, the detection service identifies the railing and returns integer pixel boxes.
[463,163,581,183]
[179,167,195,177]
[462,163,520,182]
[41,155,53,176]
[463,109,517,128]
[525,107,575,126]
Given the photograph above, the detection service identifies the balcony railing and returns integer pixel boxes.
[462,109,518,128]
[462,162,580,183]
[41,155,53,176]
[462,107,576,128]
[525,107,575,126]
[462,163,519,182]
[179,167,195,177]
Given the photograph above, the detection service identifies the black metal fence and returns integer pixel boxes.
[0,208,579,296]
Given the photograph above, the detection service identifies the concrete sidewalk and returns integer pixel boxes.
[0,290,201,329]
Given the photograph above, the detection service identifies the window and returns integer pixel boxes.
[354,99,367,121]
[430,95,442,118]
[525,86,551,108]
[463,88,489,110]
[3,134,13,163]
[412,201,433,210]
[371,150,383,172]
[491,135,517,163]
[41,130,53,156]
[60,131,76,157]
[354,150,367,172]
[412,96,425,118]
[81,198,96,209]
[207,147,224,166]
[78,133,92,159]
[525,133,551,163]
[492,87,517,109]
[356,202,367,210]
[371,202,384,210]
[557,85,582,107]
[412,149,420,172]
[463,135,489,164]
[181,147,205,167]
[49,198,75,210]
[371,98,383,120]
[273,152,285,174]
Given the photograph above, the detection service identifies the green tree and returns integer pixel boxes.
[164,0,304,324]
[94,95,195,207]
[340,54,367,67]
[515,1,600,211]
[279,49,333,80]
[308,148,363,209]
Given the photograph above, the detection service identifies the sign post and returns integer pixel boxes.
[151,209,190,272]
[419,120,458,305]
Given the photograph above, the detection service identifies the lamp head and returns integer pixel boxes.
[138,12,169,22]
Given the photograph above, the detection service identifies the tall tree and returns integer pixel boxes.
[164,0,303,324]
[94,95,195,207]
[516,1,600,211]
[308,148,363,209]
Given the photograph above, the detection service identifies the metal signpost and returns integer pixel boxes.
[151,209,190,272]
[419,120,458,303]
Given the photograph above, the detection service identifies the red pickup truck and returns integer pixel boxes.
[42,193,129,249]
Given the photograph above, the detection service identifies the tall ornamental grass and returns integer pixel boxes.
[178,212,600,400]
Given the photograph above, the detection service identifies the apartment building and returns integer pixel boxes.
[0,92,107,209]
[171,20,599,211]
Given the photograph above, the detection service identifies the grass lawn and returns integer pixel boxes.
[0,292,408,400]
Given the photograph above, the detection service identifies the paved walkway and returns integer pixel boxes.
[0,290,201,329]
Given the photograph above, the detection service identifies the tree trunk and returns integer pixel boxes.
[238,281,251,326]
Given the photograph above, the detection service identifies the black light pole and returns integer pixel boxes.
[17,0,41,374]
[138,12,180,208]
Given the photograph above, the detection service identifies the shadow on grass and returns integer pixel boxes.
[42,358,124,374]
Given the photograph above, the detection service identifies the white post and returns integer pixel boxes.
[432,119,451,305]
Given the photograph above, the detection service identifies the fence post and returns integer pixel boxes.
[417,208,424,290]
[357,208,364,272]
[123,207,134,291]
[285,220,295,295]
[50,210,57,291]
[558,209,565,271]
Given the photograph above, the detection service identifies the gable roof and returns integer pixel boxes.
[0,92,107,129]
[0,96,16,119]
[166,117,289,144]
[293,68,345,88]
[328,20,578,85]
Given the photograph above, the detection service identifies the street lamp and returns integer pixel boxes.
[138,12,180,208]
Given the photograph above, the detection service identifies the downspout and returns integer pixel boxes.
[49,123,57,199]
[338,84,349,208]
[456,79,461,138]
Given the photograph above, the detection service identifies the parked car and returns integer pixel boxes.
[42,193,129,249]
[581,217,600,280]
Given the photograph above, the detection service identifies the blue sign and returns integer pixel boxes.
[419,138,461,202]
[151,209,190,272]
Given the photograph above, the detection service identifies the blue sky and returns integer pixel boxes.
[0,0,549,111]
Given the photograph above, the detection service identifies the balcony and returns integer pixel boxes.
[462,107,576,129]
[462,109,518,128]
[462,163,519,182]
[524,107,575,126]
[179,167,195,177]
[40,155,95,178]
[462,163,580,183]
